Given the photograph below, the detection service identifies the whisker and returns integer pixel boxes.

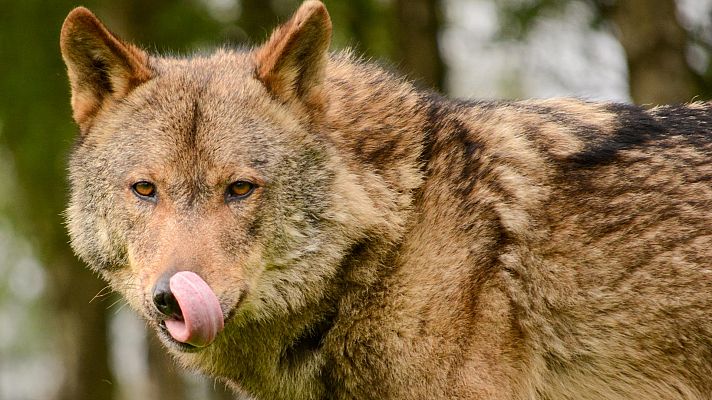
[113,301,130,315]
[89,285,113,304]
[106,297,125,311]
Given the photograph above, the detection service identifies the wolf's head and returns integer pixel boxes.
[60,1,400,380]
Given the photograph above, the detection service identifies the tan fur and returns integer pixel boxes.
[60,7,151,131]
[254,0,332,113]
[61,2,712,399]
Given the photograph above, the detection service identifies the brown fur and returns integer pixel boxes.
[61,2,712,399]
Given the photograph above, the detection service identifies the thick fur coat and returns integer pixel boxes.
[61,2,712,399]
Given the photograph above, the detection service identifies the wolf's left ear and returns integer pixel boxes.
[254,1,332,109]
[60,7,152,132]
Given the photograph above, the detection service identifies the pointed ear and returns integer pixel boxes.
[254,1,332,107]
[60,7,152,131]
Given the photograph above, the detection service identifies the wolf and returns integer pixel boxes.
[60,1,712,399]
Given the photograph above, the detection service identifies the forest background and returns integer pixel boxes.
[1,0,711,399]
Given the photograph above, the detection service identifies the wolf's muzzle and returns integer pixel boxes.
[151,271,225,347]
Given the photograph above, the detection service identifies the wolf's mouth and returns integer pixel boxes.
[153,285,248,353]
[157,320,200,352]
[150,271,249,353]
[152,271,225,348]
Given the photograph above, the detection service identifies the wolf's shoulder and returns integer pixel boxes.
[437,97,712,168]
[415,96,712,220]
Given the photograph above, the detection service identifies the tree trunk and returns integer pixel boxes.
[606,0,698,104]
[393,0,446,92]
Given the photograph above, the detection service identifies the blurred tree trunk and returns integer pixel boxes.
[600,0,698,104]
[393,0,446,91]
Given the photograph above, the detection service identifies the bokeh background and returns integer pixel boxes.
[1,0,711,399]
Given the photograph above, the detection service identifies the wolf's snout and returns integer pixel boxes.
[152,271,225,348]
[153,274,183,320]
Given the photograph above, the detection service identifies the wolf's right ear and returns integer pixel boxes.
[254,1,332,110]
[60,7,151,132]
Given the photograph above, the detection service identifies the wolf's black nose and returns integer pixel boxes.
[152,273,183,320]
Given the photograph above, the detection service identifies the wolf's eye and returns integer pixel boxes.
[132,181,156,199]
[226,181,255,200]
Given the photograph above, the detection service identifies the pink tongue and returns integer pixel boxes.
[164,271,224,347]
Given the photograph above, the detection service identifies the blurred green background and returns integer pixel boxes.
[0,0,711,399]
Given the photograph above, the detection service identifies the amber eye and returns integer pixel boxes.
[132,181,156,199]
[226,181,255,200]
